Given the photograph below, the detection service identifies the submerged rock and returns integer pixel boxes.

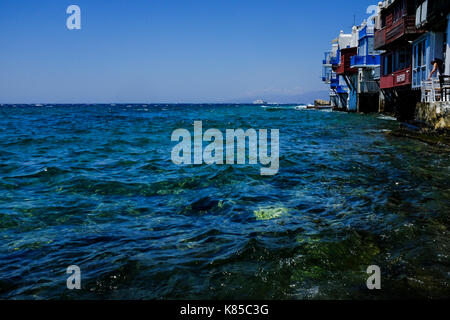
[388,127,450,147]
[254,207,288,220]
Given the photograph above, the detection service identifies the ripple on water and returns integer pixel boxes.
[0,104,449,299]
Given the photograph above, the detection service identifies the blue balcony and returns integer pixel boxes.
[330,57,339,66]
[350,55,380,68]
[358,25,374,40]
[323,51,339,66]
[330,78,339,89]
[323,51,331,66]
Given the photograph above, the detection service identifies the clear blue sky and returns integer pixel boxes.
[0,0,376,103]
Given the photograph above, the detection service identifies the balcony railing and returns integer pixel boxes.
[374,28,386,50]
[350,55,381,68]
[421,78,450,102]
[386,16,417,43]
[380,67,412,89]
[323,51,338,66]
[374,16,420,50]
[323,56,339,66]
[336,47,358,75]
[359,25,375,40]
[330,78,339,89]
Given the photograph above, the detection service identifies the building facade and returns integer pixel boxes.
[414,0,450,102]
[320,0,449,127]
[374,0,425,119]
[350,21,382,112]
[322,30,359,111]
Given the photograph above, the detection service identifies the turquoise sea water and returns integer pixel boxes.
[0,104,449,299]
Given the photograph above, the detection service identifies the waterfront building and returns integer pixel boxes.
[322,31,356,111]
[414,0,450,102]
[374,0,425,119]
[319,0,450,130]
[350,20,382,112]
[335,26,359,112]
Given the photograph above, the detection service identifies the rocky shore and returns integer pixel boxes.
[415,102,450,132]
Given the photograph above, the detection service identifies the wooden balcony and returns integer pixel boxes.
[380,67,412,89]
[335,47,357,75]
[374,16,422,50]
[374,28,386,50]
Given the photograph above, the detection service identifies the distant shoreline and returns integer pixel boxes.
[0,103,310,106]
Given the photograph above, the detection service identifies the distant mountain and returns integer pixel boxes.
[229,90,329,104]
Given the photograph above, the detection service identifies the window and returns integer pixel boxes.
[417,42,421,67]
[358,38,367,56]
[367,37,375,55]
[416,1,428,27]
[382,46,411,77]
[398,49,407,70]
[383,54,393,75]
[421,0,428,22]
[412,37,428,88]
[444,32,448,69]
[393,0,405,23]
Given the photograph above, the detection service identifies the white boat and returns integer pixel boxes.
[253,99,268,105]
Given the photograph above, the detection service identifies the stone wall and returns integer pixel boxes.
[415,102,450,131]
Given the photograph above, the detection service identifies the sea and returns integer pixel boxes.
[0,104,449,299]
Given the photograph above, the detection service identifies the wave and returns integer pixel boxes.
[378,114,397,121]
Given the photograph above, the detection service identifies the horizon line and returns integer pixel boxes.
[0,101,311,105]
